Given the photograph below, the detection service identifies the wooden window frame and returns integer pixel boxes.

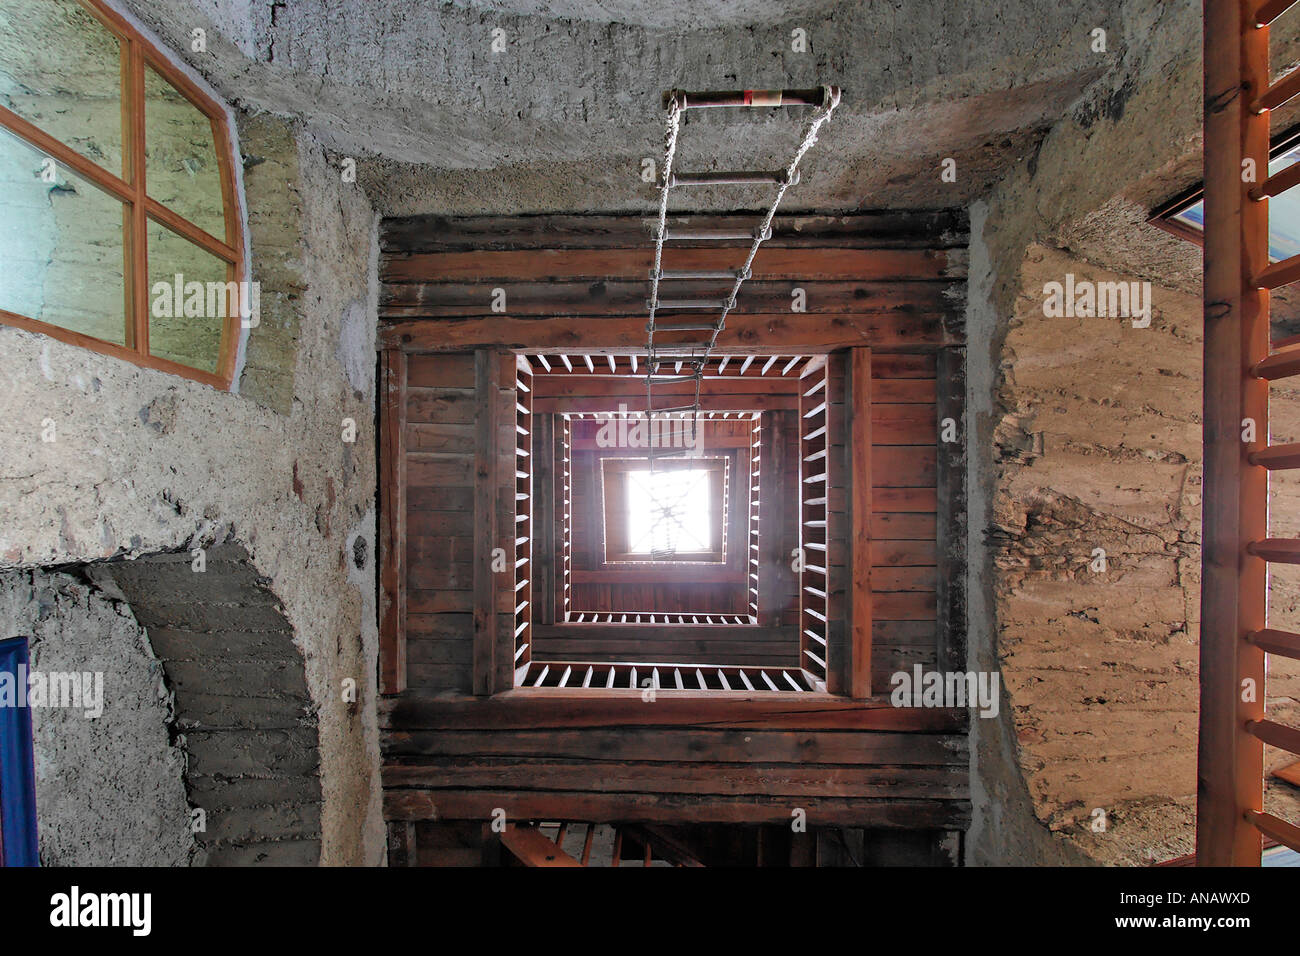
[1148,124,1300,251]
[0,0,246,389]
[600,456,728,564]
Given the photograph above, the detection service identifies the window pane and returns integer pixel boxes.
[0,126,126,344]
[627,468,712,554]
[147,220,229,373]
[144,65,225,239]
[0,0,124,176]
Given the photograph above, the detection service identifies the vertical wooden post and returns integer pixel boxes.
[849,347,873,698]
[936,347,968,675]
[473,349,502,696]
[1198,0,1267,866]
[378,347,407,695]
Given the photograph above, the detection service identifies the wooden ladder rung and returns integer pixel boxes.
[1248,442,1300,469]
[670,170,793,187]
[1248,809,1300,853]
[1247,627,1300,661]
[1251,346,1300,380]
[1246,538,1300,563]
[1255,0,1299,28]
[1252,159,1300,200]
[1247,718,1300,757]
[1256,251,1300,289]
[1253,67,1300,113]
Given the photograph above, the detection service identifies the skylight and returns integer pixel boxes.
[625,468,712,556]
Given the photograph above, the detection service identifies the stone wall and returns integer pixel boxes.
[0,569,194,866]
[967,1,1300,864]
[0,110,384,864]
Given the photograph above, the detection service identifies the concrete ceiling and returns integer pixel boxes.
[120,0,1133,215]
[446,0,840,30]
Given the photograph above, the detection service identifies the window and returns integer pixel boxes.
[0,0,245,387]
[602,457,727,564]
[0,637,38,867]
[626,467,712,555]
[1151,125,1300,262]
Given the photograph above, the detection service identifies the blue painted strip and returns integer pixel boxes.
[0,636,39,866]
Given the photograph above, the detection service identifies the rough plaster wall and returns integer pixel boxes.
[0,116,384,865]
[0,570,193,866]
[111,0,1121,216]
[968,1,1300,864]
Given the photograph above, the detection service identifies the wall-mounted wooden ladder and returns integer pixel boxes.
[1199,0,1300,864]
[643,87,840,457]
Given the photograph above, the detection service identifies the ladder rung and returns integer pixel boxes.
[665,227,771,241]
[654,299,729,310]
[1248,718,1300,757]
[1249,442,1300,469]
[1256,252,1300,289]
[647,445,697,459]
[1248,810,1300,853]
[657,269,746,281]
[1252,347,1300,380]
[667,87,835,110]
[1247,538,1300,563]
[669,170,795,187]
[652,322,720,332]
[1255,0,1298,27]
[1247,628,1300,661]
[646,373,700,382]
[648,404,697,415]
[1253,67,1300,113]
[1252,159,1300,200]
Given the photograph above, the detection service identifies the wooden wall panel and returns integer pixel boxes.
[869,352,941,692]
[377,213,970,836]
[400,352,479,695]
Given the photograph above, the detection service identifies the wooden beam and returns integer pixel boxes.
[936,348,968,673]
[1197,0,1268,866]
[379,212,970,253]
[379,312,963,352]
[384,789,970,829]
[378,348,408,694]
[472,350,502,695]
[381,247,961,283]
[849,347,873,698]
[378,693,968,732]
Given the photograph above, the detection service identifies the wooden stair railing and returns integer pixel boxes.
[1200,0,1300,864]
